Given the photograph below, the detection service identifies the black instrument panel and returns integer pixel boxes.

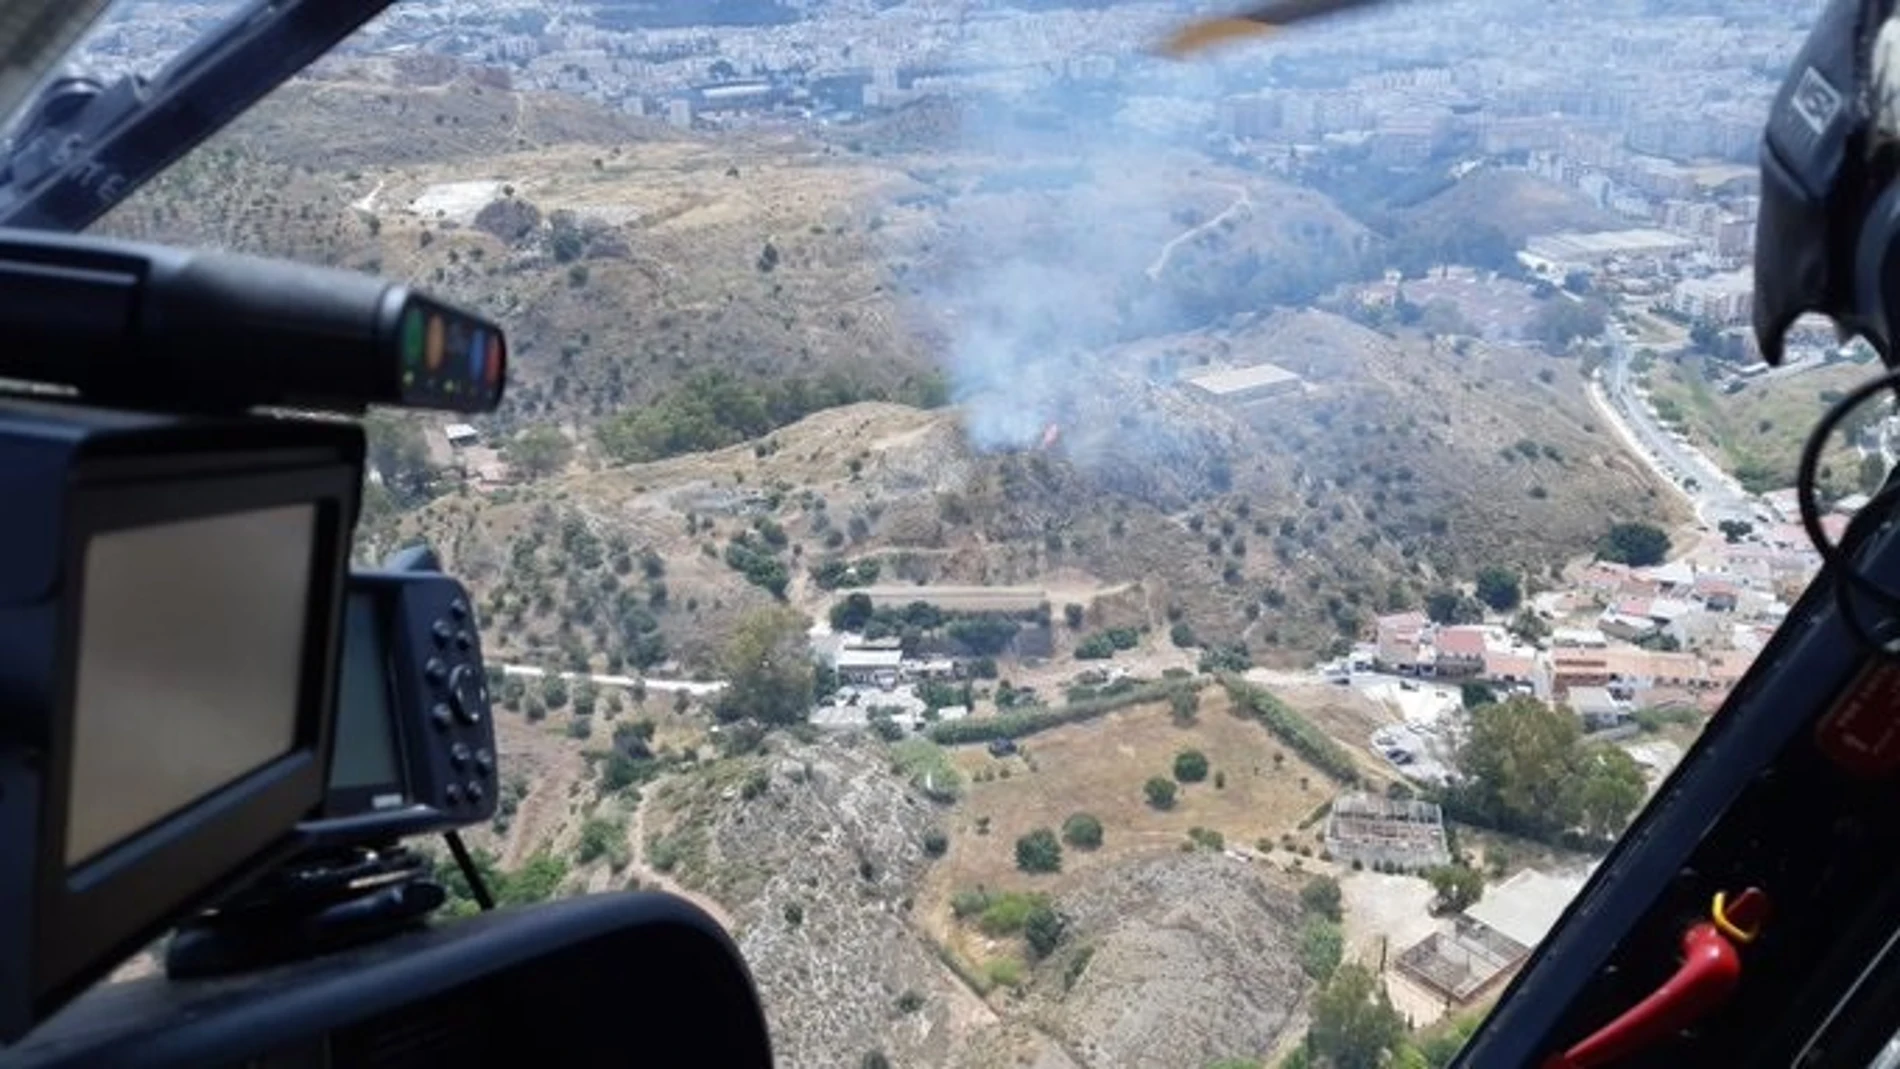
[0,893,773,1069]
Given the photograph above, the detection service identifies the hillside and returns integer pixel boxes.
[1644,353,1878,497]
[471,686,1328,1069]
[388,301,1680,674]
[110,63,1676,671]
[94,59,947,438]
[1394,167,1625,244]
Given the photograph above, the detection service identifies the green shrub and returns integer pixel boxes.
[1062,812,1104,850]
[1015,828,1062,873]
[951,888,992,919]
[1145,776,1177,809]
[1299,917,1344,982]
[1300,876,1343,921]
[978,891,1049,935]
[1024,903,1066,959]
[986,957,1025,989]
[1174,749,1209,783]
[575,816,628,868]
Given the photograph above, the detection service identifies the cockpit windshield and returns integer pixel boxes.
[9,1,1854,1066]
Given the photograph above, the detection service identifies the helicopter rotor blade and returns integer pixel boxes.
[1157,0,1396,58]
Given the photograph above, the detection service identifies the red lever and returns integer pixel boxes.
[1544,888,1769,1069]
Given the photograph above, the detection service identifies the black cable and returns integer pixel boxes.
[1796,366,1900,657]
[444,829,494,911]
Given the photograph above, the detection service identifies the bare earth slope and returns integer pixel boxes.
[643,739,994,1069]
[1043,853,1310,1069]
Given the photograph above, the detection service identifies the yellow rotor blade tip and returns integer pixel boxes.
[1157,17,1280,59]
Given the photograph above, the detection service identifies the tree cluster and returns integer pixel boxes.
[829,594,1032,657]
[810,557,881,590]
[1300,964,1408,1069]
[1297,875,1345,983]
[594,368,948,464]
[724,527,791,599]
[1473,567,1521,612]
[1426,864,1485,913]
[1531,295,1609,351]
[1425,590,1485,625]
[1075,627,1141,660]
[714,606,816,726]
[1596,522,1670,567]
[505,425,573,480]
[1444,696,1648,842]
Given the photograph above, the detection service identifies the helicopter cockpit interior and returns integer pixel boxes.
[5,0,1900,1067]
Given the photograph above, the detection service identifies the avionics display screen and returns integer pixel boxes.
[331,591,402,794]
[63,505,316,869]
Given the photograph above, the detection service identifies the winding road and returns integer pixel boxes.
[1591,327,1759,528]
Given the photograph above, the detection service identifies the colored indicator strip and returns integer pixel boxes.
[485,334,503,388]
[426,314,445,371]
[401,306,426,368]
[468,329,486,383]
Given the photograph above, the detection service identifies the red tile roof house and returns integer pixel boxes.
[1376,612,1430,674]
[1432,626,1489,678]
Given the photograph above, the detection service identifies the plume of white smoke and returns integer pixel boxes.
[913,35,1239,470]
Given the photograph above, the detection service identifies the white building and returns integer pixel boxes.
[1669,269,1753,325]
[1185,363,1302,403]
[836,648,902,689]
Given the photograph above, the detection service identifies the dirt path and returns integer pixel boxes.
[491,715,588,869]
[623,775,740,932]
[350,177,384,213]
[1146,183,1253,281]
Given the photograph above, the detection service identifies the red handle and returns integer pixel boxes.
[1543,888,1768,1069]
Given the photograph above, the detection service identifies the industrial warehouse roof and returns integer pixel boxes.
[1185,362,1300,396]
[1672,267,1753,299]
[1463,869,1593,949]
[1523,228,1695,262]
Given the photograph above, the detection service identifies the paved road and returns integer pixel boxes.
[1595,329,1759,528]
[499,663,725,697]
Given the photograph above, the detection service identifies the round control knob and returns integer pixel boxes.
[450,742,470,768]
[475,748,494,773]
[431,703,453,730]
[466,780,485,804]
[448,664,483,724]
[425,657,448,685]
[449,597,469,620]
[455,630,473,652]
[432,619,455,647]
[445,783,462,804]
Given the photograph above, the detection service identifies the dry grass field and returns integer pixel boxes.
[918,688,1344,968]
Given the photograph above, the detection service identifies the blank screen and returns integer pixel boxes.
[332,591,401,792]
[64,504,316,869]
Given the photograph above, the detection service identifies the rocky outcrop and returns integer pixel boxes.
[475,196,543,244]
[674,740,992,1069]
[1039,852,1309,1069]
